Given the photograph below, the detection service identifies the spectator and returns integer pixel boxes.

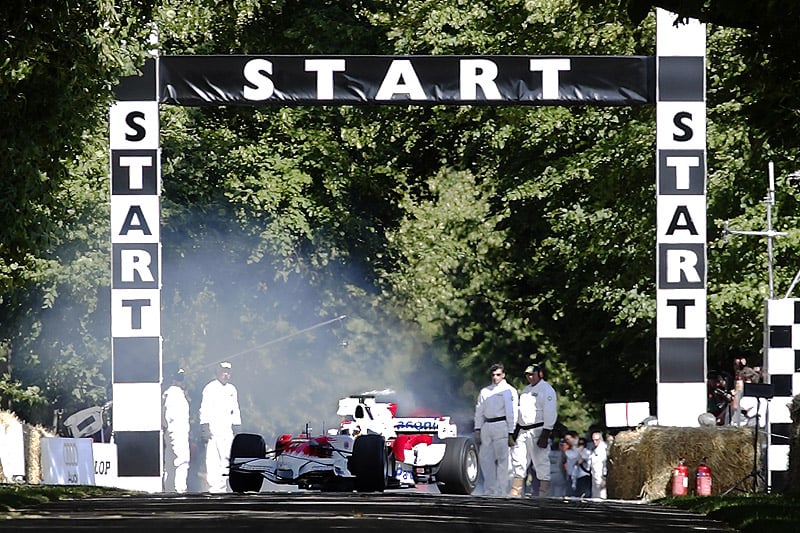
[733,357,747,382]
[737,366,767,427]
[590,431,608,499]
[706,370,734,425]
[731,358,748,426]
[473,363,517,496]
[549,437,568,497]
[563,431,580,496]
[574,437,592,497]
[199,361,241,493]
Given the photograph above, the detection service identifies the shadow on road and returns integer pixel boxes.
[1,491,732,532]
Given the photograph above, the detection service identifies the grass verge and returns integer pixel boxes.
[658,494,800,533]
[0,484,133,512]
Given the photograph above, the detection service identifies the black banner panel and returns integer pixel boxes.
[115,431,161,477]
[658,338,705,383]
[114,59,156,101]
[657,57,704,102]
[159,55,655,106]
[112,337,160,383]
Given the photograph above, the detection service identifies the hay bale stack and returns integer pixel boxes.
[23,422,54,484]
[608,425,755,500]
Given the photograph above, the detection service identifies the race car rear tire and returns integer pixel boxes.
[350,434,387,492]
[437,437,479,495]
[229,433,266,493]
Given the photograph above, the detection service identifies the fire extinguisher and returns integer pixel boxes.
[696,457,712,496]
[672,457,689,496]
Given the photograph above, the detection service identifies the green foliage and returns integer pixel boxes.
[1,0,800,440]
[661,494,800,533]
[0,379,42,410]
[0,484,133,512]
[156,0,389,54]
[0,1,155,421]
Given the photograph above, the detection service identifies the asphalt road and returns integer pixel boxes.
[1,491,733,532]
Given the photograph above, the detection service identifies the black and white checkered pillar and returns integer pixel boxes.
[765,298,798,492]
[655,9,708,425]
[109,58,163,491]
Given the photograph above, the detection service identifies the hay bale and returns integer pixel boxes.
[23,421,55,484]
[607,425,756,500]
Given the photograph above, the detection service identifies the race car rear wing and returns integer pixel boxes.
[336,396,458,439]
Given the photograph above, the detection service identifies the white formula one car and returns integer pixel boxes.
[228,394,478,494]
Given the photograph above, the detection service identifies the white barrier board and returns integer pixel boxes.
[605,402,651,428]
[92,442,119,487]
[40,437,96,485]
[0,417,25,482]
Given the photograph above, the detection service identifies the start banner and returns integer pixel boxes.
[159,55,654,107]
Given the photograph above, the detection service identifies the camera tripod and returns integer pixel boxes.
[723,393,769,495]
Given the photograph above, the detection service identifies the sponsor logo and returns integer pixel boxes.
[95,460,112,476]
[394,420,439,431]
[63,442,79,466]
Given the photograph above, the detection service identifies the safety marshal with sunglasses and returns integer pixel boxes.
[473,363,518,496]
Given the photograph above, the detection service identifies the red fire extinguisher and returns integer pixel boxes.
[696,457,712,496]
[672,457,689,496]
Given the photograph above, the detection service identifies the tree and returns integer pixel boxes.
[604,1,800,32]
[0,1,156,421]
[2,0,799,436]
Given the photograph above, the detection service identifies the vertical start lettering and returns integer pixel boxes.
[109,59,163,491]
[655,9,707,426]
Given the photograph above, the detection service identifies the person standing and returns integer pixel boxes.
[590,431,608,498]
[509,363,558,497]
[474,363,517,496]
[563,431,580,496]
[199,361,242,493]
[706,370,734,425]
[574,437,592,497]
[163,368,190,493]
[549,438,569,497]
[737,366,766,427]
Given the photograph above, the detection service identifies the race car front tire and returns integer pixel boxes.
[437,436,479,495]
[350,434,387,492]
[229,433,266,493]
